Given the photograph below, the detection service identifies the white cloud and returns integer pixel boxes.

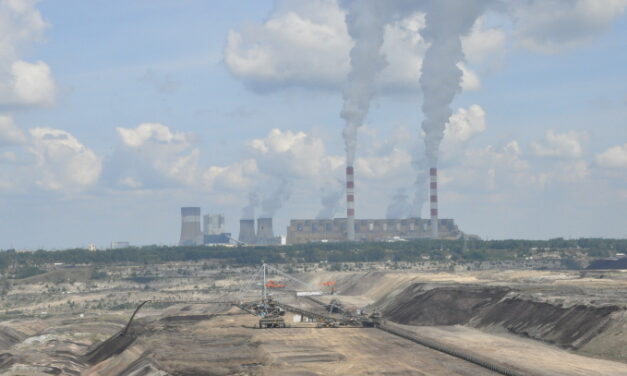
[0,0,56,107]
[356,148,412,180]
[203,159,260,192]
[248,128,342,180]
[596,144,627,169]
[224,0,349,91]
[445,141,538,191]
[10,60,56,106]
[0,115,101,192]
[461,17,506,65]
[224,1,485,93]
[0,114,27,145]
[510,0,627,53]
[117,122,191,148]
[28,127,101,191]
[441,104,486,159]
[113,123,199,187]
[531,130,587,159]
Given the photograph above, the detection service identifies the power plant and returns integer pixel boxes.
[286,218,461,245]
[238,219,257,244]
[204,214,225,235]
[179,207,202,246]
[237,217,281,245]
[180,208,231,246]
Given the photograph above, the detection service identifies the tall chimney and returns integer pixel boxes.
[180,207,202,246]
[239,219,257,245]
[256,218,274,245]
[430,167,438,238]
[346,166,355,241]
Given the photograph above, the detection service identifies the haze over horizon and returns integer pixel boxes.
[1,0,626,249]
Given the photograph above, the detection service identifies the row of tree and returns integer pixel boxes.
[0,237,622,272]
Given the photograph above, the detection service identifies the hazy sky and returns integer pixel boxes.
[1,0,626,249]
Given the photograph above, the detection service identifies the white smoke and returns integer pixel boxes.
[316,184,344,219]
[386,188,410,219]
[260,181,291,218]
[420,0,488,167]
[241,192,259,219]
[410,156,428,218]
[339,0,394,166]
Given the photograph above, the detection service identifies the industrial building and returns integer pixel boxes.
[238,218,282,245]
[204,214,225,235]
[180,208,231,246]
[286,218,461,245]
[179,207,203,246]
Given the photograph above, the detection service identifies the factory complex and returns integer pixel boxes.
[179,208,231,246]
[179,159,461,247]
[286,217,461,245]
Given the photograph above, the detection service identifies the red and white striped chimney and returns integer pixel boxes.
[430,167,438,238]
[346,165,355,241]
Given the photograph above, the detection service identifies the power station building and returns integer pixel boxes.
[180,208,231,246]
[179,207,203,246]
[238,218,282,245]
[204,214,225,235]
[286,218,461,245]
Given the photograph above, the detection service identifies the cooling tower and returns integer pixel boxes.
[180,207,202,246]
[430,167,439,238]
[257,218,274,244]
[239,219,256,244]
[204,214,225,235]
[346,166,355,241]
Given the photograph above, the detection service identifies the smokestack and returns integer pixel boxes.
[257,218,274,244]
[346,166,355,241]
[180,207,202,246]
[239,219,256,245]
[430,168,438,238]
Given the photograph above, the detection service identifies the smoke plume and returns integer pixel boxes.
[260,181,291,218]
[419,0,487,167]
[316,185,344,219]
[241,192,259,219]
[386,188,410,219]
[339,0,393,165]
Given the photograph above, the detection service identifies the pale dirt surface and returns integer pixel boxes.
[256,326,498,376]
[386,323,627,376]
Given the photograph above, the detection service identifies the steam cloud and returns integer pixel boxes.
[316,185,344,219]
[420,0,487,167]
[241,192,259,219]
[386,188,410,219]
[339,0,393,166]
[260,181,291,218]
[411,155,428,217]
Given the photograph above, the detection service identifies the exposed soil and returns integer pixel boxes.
[381,283,621,350]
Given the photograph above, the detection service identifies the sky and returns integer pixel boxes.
[0,0,626,249]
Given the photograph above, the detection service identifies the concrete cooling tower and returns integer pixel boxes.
[239,219,257,244]
[256,218,274,245]
[180,207,202,246]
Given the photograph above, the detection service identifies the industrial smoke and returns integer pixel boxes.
[419,0,486,237]
[241,193,259,220]
[260,182,290,218]
[340,0,393,240]
[316,186,343,219]
[386,188,410,219]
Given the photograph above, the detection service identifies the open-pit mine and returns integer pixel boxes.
[1,262,627,375]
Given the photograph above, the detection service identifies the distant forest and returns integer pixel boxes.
[0,238,624,272]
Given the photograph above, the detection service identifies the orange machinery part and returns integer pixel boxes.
[265,280,286,288]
